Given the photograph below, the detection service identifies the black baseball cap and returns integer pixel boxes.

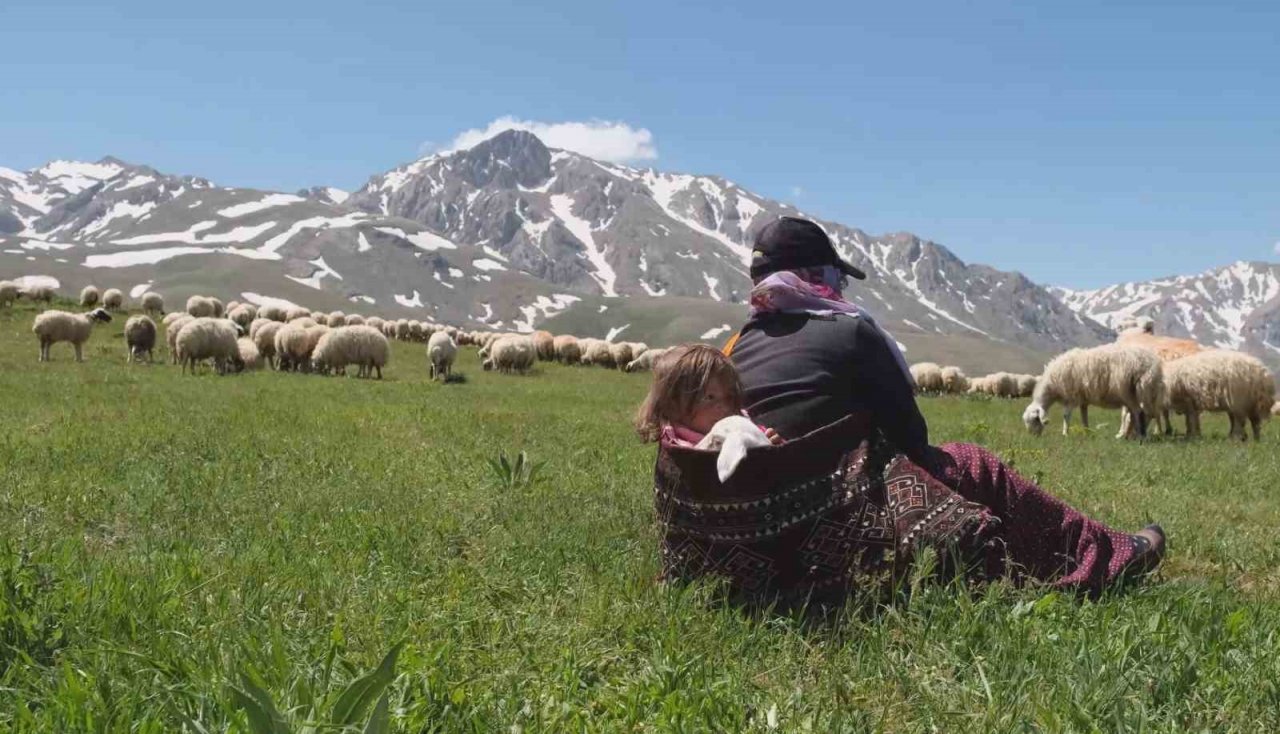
[749,216,867,280]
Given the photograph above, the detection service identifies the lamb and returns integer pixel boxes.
[609,342,635,370]
[80,285,101,307]
[625,347,667,372]
[258,304,287,322]
[141,292,164,316]
[312,325,390,378]
[910,362,944,394]
[32,308,112,362]
[165,314,194,363]
[427,331,457,381]
[1164,350,1275,441]
[1022,343,1165,439]
[0,280,18,307]
[940,366,969,394]
[553,335,581,364]
[235,337,263,371]
[124,315,157,363]
[482,335,536,374]
[186,295,217,318]
[252,320,285,369]
[532,330,555,361]
[581,339,616,368]
[327,311,347,328]
[176,318,240,374]
[274,322,328,372]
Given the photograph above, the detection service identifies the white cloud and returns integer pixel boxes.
[443,117,658,163]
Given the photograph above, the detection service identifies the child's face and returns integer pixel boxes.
[686,377,737,433]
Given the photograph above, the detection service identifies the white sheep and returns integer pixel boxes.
[176,318,240,374]
[552,335,581,364]
[101,288,124,311]
[258,303,287,322]
[327,311,347,328]
[1022,343,1165,439]
[228,305,256,330]
[366,316,385,331]
[910,362,944,394]
[23,284,54,302]
[80,285,101,307]
[625,347,667,373]
[312,325,390,378]
[235,337,263,371]
[141,292,164,316]
[186,295,217,318]
[1014,374,1038,398]
[210,298,225,318]
[532,330,555,361]
[482,335,536,374]
[285,306,312,322]
[345,314,366,326]
[32,308,112,362]
[609,342,634,370]
[580,339,615,368]
[427,331,457,381]
[124,315,157,363]
[165,314,194,364]
[1164,350,1275,441]
[275,322,328,372]
[252,320,285,369]
[940,366,969,394]
[0,280,18,308]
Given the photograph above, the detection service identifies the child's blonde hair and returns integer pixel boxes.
[635,343,744,441]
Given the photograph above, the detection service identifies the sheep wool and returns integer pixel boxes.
[209,298,225,318]
[0,280,18,307]
[80,285,101,307]
[345,314,366,326]
[427,331,457,381]
[274,322,328,372]
[236,337,263,371]
[552,335,581,364]
[141,292,164,315]
[312,325,390,378]
[581,339,615,368]
[186,295,217,318]
[608,342,634,370]
[940,366,969,394]
[258,304,287,322]
[285,306,312,322]
[100,288,125,311]
[165,314,195,364]
[252,320,285,369]
[124,315,158,363]
[531,330,555,361]
[33,308,112,362]
[176,317,240,375]
[1023,343,1165,439]
[1164,350,1275,441]
[910,363,944,394]
[482,335,536,374]
[228,305,256,329]
[625,347,666,373]
[327,311,347,328]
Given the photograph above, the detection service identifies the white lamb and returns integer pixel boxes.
[80,285,101,307]
[910,362,944,394]
[102,288,124,311]
[124,315,157,363]
[482,335,536,374]
[141,292,164,316]
[1023,343,1165,439]
[427,331,457,381]
[176,318,240,375]
[32,308,112,362]
[1164,350,1275,441]
[312,325,390,378]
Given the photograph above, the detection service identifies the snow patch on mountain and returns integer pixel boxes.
[217,193,305,218]
[550,194,616,296]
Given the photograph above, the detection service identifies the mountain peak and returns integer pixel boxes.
[449,128,551,189]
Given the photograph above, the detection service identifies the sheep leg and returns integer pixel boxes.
[1250,414,1262,442]
[1163,408,1174,436]
[1061,405,1073,436]
[375,364,382,380]
[74,343,83,363]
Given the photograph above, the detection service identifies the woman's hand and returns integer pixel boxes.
[764,427,786,445]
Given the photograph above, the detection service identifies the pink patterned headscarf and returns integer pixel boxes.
[749,266,913,381]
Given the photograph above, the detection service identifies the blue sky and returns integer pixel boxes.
[3,0,1276,289]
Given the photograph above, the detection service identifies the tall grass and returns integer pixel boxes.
[1,300,1278,731]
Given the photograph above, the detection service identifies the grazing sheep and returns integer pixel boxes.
[258,303,287,322]
[553,335,581,364]
[427,331,457,381]
[23,284,55,302]
[186,295,217,318]
[940,366,969,394]
[969,372,1019,398]
[482,335,536,374]
[124,315,157,363]
[609,342,635,370]
[327,311,347,328]
[162,311,187,328]
[247,317,269,340]
[209,298,225,318]
[176,318,240,374]
[275,322,328,372]
[910,362,944,394]
[0,280,18,307]
[1014,374,1038,398]
[252,320,285,369]
[581,339,616,368]
[101,288,124,311]
[287,317,318,330]
[625,347,667,373]
[313,312,329,326]
[228,305,256,329]
[409,321,425,342]
[532,330,555,361]
[235,337,263,371]
[80,285,101,307]
[1164,350,1275,441]
[312,325,390,378]
[32,308,112,362]
[165,314,194,363]
[141,292,164,316]
[224,300,241,314]
[366,316,384,331]
[1115,330,1206,433]
[346,314,366,326]
[1022,343,1165,439]
[285,306,312,322]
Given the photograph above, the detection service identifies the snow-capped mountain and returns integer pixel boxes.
[1053,261,1280,368]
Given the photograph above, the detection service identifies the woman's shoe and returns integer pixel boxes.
[1123,524,1166,580]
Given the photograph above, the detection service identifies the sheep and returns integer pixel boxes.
[176,318,240,374]
[224,300,241,314]
[186,295,217,318]
[482,335,536,374]
[609,342,635,370]
[427,331,457,381]
[141,292,164,316]
[346,314,366,326]
[209,298,225,318]
[0,280,18,307]
[327,311,347,328]
[551,335,583,364]
[80,285,101,307]
[1022,343,1165,439]
[969,372,1019,398]
[531,330,555,361]
[625,347,667,373]
[1115,330,1207,434]
[1014,374,1038,398]
[409,321,425,342]
[910,362,944,394]
[228,305,256,330]
[22,284,54,302]
[235,337,263,371]
[313,312,329,326]
[165,314,194,363]
[366,316,385,331]
[312,325,390,378]
[100,288,124,311]
[1164,350,1275,441]
[940,366,969,394]
[32,308,112,362]
[275,322,328,372]
[252,320,284,369]
[258,303,287,322]
[124,315,157,363]
[581,339,616,368]
[247,317,269,340]
[285,306,312,322]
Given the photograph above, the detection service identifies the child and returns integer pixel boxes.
[636,344,783,480]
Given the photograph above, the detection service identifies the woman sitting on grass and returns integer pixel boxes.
[642,216,1165,610]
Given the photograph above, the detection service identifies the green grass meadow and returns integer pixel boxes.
[2,301,1279,732]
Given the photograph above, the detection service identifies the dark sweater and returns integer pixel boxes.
[729,313,929,457]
